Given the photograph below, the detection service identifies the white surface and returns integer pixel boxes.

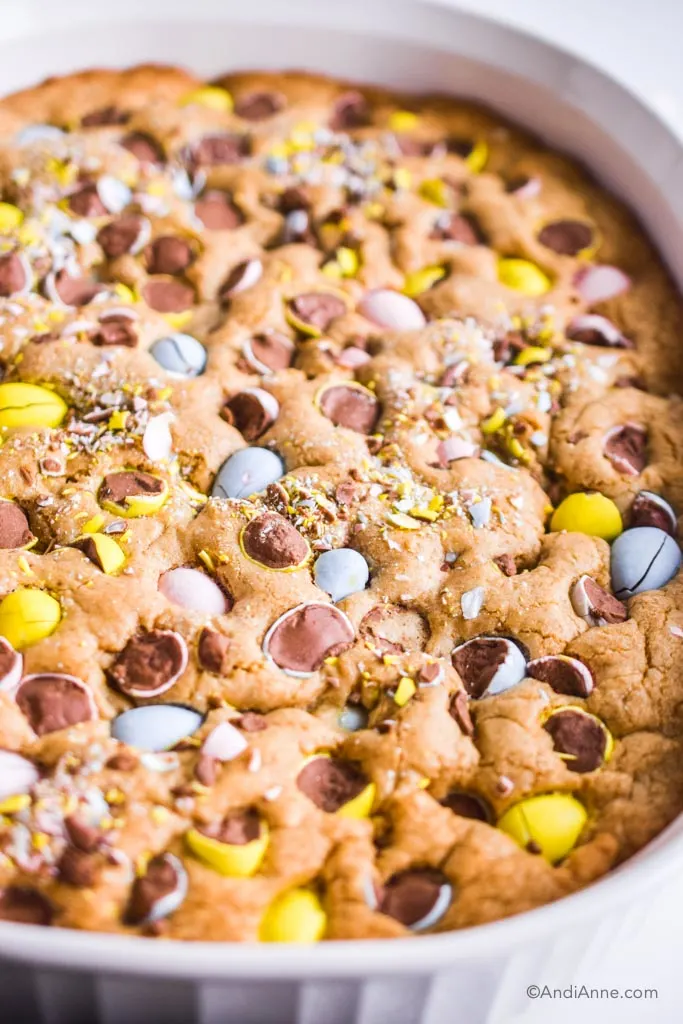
[0,2,680,1022]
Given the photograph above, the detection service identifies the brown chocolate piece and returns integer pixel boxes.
[330,91,371,131]
[192,133,250,166]
[15,674,95,736]
[235,91,285,120]
[288,292,346,333]
[221,390,276,441]
[244,331,294,373]
[142,277,194,313]
[265,603,354,673]
[441,791,491,822]
[319,385,380,434]
[108,630,187,698]
[120,131,165,164]
[197,628,231,674]
[99,470,165,506]
[0,251,29,296]
[53,270,103,306]
[378,868,450,929]
[200,808,261,844]
[124,854,183,925]
[448,690,474,736]
[544,709,608,773]
[145,235,193,275]
[0,502,32,549]
[527,655,594,698]
[97,215,144,258]
[242,512,308,569]
[194,191,244,230]
[58,846,99,887]
[0,887,53,925]
[92,313,138,347]
[538,219,594,256]
[296,757,367,812]
[81,106,130,127]
[68,182,107,217]
[604,425,647,476]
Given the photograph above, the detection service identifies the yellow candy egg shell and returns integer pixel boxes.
[550,492,623,542]
[0,589,61,650]
[498,258,552,296]
[185,823,269,878]
[0,383,67,430]
[497,793,587,864]
[259,888,327,943]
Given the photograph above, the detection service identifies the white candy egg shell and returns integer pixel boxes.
[212,447,285,500]
[611,527,681,599]
[111,704,203,752]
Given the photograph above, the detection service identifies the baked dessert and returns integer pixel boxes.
[0,65,681,943]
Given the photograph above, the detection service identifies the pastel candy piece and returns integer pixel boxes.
[124,853,188,925]
[181,86,233,112]
[436,437,479,465]
[0,749,39,801]
[358,288,426,330]
[0,589,61,649]
[403,265,446,297]
[108,630,189,698]
[73,533,126,574]
[574,264,631,304]
[571,575,627,626]
[240,512,309,570]
[451,636,526,698]
[566,314,632,349]
[159,567,228,614]
[314,548,369,602]
[185,811,268,877]
[143,412,175,462]
[221,389,280,442]
[537,219,595,256]
[505,175,541,198]
[201,721,248,761]
[259,888,327,943]
[15,124,65,146]
[220,258,263,297]
[543,706,613,773]
[96,175,132,215]
[0,202,23,232]
[338,704,369,731]
[0,500,34,549]
[0,637,22,691]
[15,673,97,735]
[263,602,355,676]
[610,527,681,599]
[550,492,622,541]
[150,333,207,378]
[629,491,676,535]
[497,258,551,296]
[316,383,380,434]
[527,655,594,697]
[0,382,67,429]
[297,757,374,817]
[377,869,452,931]
[212,447,285,500]
[98,470,169,517]
[497,793,587,863]
[111,704,204,751]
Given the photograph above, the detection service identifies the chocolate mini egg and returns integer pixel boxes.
[314,548,369,602]
[610,527,681,599]
[111,704,203,751]
[150,333,207,378]
[212,448,285,500]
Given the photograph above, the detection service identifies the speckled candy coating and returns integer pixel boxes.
[0,65,681,945]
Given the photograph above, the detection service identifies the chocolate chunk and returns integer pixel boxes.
[124,853,186,926]
[194,191,244,230]
[69,182,107,217]
[82,106,129,127]
[330,91,371,131]
[264,603,355,674]
[197,627,231,674]
[544,709,608,773]
[446,137,476,159]
[493,330,527,364]
[319,384,380,434]
[97,215,144,258]
[451,637,525,699]
[142,278,195,313]
[288,292,347,333]
[604,425,647,476]
[65,816,101,853]
[527,655,594,698]
[192,133,251,166]
[494,554,517,577]
[441,790,491,822]
[108,630,188,698]
[235,91,285,121]
[432,212,482,245]
[120,131,165,165]
[58,846,99,887]
[53,270,103,306]
[145,236,194,276]
[73,535,107,569]
[630,491,676,535]
[296,757,367,812]
[538,219,594,256]
[200,808,261,844]
[242,511,308,569]
[378,868,451,929]
[243,331,294,373]
[99,470,165,506]
[571,575,627,626]
[106,751,139,771]
[0,251,29,296]
[565,315,632,349]
[0,501,33,549]
[92,313,138,347]
[15,674,96,736]
[360,606,430,654]
[448,690,474,736]
[0,887,53,925]
[195,754,218,786]
[221,389,278,441]
[277,186,311,214]
[237,712,268,732]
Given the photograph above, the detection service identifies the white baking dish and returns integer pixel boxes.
[0,1,682,1022]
